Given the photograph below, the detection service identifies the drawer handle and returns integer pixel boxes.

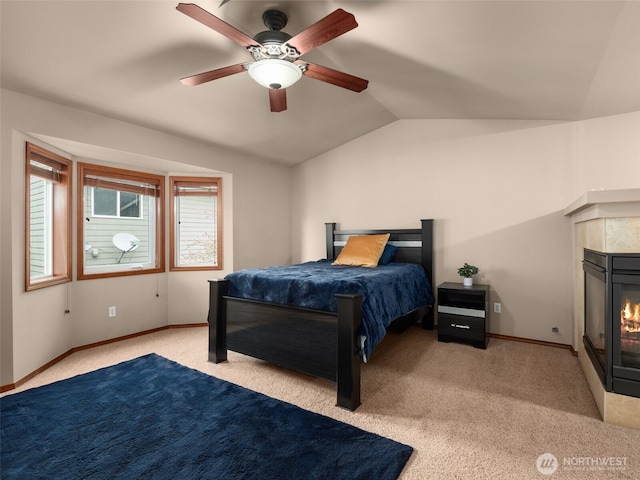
[451,323,471,329]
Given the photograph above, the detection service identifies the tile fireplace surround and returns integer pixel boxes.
[565,188,640,430]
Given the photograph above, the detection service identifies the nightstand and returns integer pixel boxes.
[437,282,490,349]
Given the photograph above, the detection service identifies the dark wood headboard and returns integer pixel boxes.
[324,219,435,295]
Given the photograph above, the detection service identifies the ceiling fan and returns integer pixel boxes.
[176,3,369,112]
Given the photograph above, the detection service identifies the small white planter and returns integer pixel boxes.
[463,277,473,287]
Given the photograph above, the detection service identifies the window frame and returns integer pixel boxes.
[77,162,165,280]
[25,142,72,291]
[169,176,223,272]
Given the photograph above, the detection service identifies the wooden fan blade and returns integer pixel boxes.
[269,89,287,112]
[180,63,246,86]
[285,9,358,55]
[302,62,368,92]
[176,3,259,48]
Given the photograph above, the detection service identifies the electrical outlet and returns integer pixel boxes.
[494,303,501,314]
[552,326,559,333]
[108,306,116,317]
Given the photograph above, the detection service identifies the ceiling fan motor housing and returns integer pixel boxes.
[251,9,299,61]
[253,29,292,47]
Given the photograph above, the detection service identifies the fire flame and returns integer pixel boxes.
[621,299,640,336]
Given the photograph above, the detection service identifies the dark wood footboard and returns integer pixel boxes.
[208,280,363,410]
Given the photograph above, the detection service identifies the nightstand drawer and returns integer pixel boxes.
[438,313,485,341]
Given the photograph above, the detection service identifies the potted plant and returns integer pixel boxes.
[458,263,479,287]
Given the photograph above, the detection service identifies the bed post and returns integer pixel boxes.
[208,279,229,363]
[325,222,337,260]
[335,293,362,411]
[421,219,435,330]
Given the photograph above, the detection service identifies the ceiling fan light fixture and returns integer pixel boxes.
[247,59,302,90]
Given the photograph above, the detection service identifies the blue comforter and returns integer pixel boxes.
[226,260,434,358]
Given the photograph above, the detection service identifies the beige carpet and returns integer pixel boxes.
[5,325,640,479]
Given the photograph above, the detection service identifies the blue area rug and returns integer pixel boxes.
[1,354,412,479]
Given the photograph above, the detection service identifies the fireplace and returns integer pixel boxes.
[583,249,640,398]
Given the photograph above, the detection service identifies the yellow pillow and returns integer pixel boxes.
[332,233,390,268]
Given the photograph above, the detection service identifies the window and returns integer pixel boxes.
[170,177,222,271]
[25,142,72,291]
[78,163,164,279]
[92,188,141,218]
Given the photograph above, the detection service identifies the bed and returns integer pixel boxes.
[207,219,435,410]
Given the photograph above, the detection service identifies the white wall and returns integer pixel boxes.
[568,112,640,200]
[291,114,640,347]
[0,89,291,384]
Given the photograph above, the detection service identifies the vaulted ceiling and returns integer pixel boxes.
[2,1,639,166]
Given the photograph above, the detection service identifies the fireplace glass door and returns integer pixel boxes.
[584,257,607,374]
[616,282,640,370]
